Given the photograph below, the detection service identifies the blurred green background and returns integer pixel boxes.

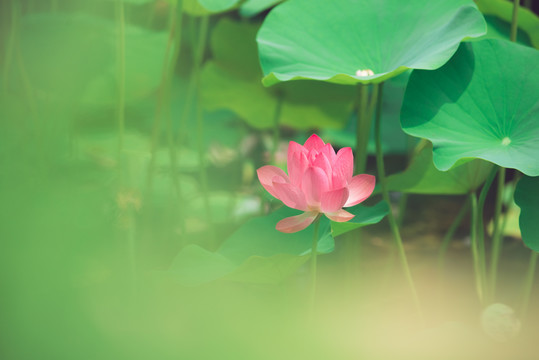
[1,1,538,359]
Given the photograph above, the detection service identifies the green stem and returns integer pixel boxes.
[438,196,471,271]
[488,167,506,301]
[354,84,378,174]
[145,1,183,196]
[193,16,212,240]
[396,193,408,228]
[51,0,58,11]
[510,0,519,42]
[520,251,538,318]
[375,82,423,321]
[366,84,379,126]
[477,166,497,302]
[355,84,369,174]
[349,83,377,283]
[115,0,126,164]
[271,93,283,164]
[309,217,321,313]
[469,192,484,304]
[165,2,186,234]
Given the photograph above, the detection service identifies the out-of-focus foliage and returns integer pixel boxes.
[168,207,334,285]
[168,201,389,284]
[386,142,493,195]
[201,19,355,129]
[17,13,168,106]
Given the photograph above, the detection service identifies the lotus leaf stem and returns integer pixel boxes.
[374,82,423,321]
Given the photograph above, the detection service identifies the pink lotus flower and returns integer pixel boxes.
[257,134,375,233]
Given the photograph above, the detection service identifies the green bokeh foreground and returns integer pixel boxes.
[2,0,539,359]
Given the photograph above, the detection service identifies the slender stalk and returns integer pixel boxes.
[438,196,471,271]
[396,193,408,227]
[348,84,378,282]
[488,167,506,300]
[520,251,538,318]
[476,166,497,301]
[366,84,379,127]
[469,192,484,304]
[193,16,213,241]
[375,82,423,321]
[165,2,186,234]
[51,0,58,11]
[309,217,321,313]
[114,0,136,302]
[115,0,126,164]
[354,84,368,173]
[145,1,183,195]
[510,0,519,42]
[524,0,532,10]
[271,93,284,163]
[354,83,379,174]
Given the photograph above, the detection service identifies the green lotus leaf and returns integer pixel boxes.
[476,0,539,48]
[257,0,486,86]
[386,142,494,195]
[514,176,539,252]
[401,39,539,176]
[330,201,389,238]
[167,207,334,285]
[201,19,355,129]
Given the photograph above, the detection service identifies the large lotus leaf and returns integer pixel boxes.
[401,39,539,176]
[257,0,486,86]
[167,207,334,285]
[322,71,413,154]
[514,176,539,252]
[200,19,355,129]
[17,13,168,106]
[239,0,282,17]
[330,201,389,238]
[476,0,539,48]
[386,142,493,195]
